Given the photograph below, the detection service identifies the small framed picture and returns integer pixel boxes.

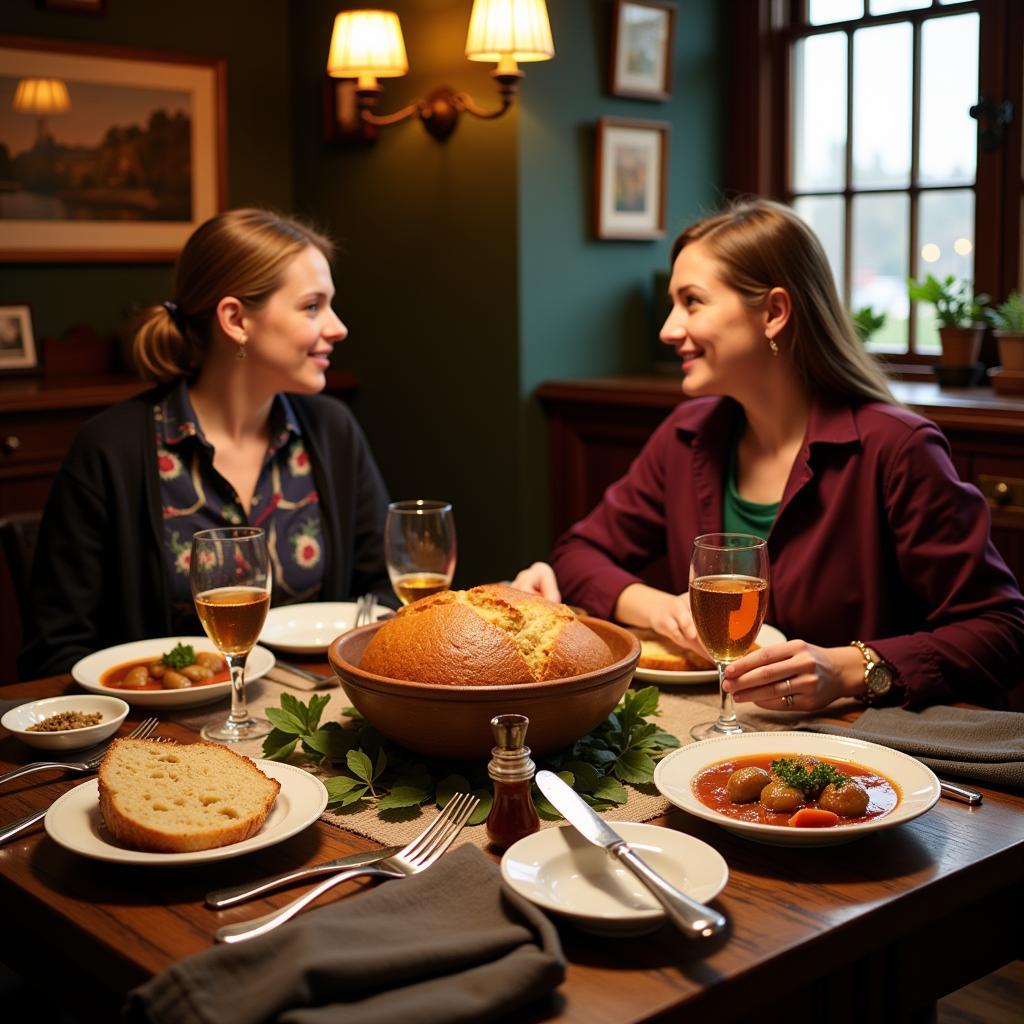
[595,117,669,240]
[0,306,39,373]
[610,0,676,101]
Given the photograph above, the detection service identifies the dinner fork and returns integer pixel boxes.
[214,791,479,944]
[0,716,161,846]
[0,715,160,787]
[354,592,375,628]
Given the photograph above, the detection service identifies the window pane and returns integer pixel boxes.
[914,188,976,353]
[851,193,910,354]
[792,34,847,192]
[794,195,846,299]
[919,14,979,185]
[809,0,862,26]
[869,0,929,14]
[853,24,912,188]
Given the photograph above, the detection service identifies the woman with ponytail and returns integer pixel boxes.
[20,209,390,678]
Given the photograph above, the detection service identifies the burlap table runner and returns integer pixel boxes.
[169,677,857,851]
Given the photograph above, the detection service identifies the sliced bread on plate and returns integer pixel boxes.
[98,738,280,853]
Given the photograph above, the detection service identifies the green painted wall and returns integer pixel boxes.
[0,0,293,346]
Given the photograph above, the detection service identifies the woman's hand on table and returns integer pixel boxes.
[614,583,706,652]
[511,562,562,603]
[723,640,866,711]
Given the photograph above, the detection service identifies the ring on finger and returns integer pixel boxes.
[779,678,794,708]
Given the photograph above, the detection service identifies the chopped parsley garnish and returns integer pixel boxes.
[161,643,196,670]
[770,757,848,794]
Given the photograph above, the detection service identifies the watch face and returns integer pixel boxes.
[867,664,894,695]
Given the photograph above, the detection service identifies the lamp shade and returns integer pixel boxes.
[12,78,71,114]
[465,0,554,63]
[327,9,408,78]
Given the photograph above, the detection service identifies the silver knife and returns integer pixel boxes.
[535,770,727,939]
[205,845,403,908]
[272,659,337,685]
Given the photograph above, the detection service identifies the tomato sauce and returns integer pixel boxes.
[100,657,229,691]
[693,754,899,827]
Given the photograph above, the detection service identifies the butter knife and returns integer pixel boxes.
[272,660,336,685]
[536,770,727,939]
[205,845,403,908]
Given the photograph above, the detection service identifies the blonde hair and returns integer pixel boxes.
[672,198,895,406]
[132,209,335,384]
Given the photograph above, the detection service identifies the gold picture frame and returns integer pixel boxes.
[0,35,226,262]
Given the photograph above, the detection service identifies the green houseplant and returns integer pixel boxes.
[907,274,990,369]
[851,305,887,344]
[991,291,1024,372]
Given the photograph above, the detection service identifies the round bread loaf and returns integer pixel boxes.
[360,583,613,685]
[98,738,280,852]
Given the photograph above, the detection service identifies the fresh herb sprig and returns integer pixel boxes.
[261,686,679,824]
[161,643,196,669]
[770,757,848,794]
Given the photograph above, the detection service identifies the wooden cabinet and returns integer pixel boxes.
[537,375,1024,587]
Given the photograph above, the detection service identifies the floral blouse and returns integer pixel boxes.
[155,381,325,632]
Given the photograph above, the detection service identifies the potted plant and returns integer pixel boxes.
[990,291,1024,371]
[907,274,990,369]
[851,305,886,344]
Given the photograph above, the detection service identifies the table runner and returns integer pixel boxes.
[168,678,860,850]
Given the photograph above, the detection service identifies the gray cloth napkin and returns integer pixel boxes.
[122,844,565,1024]
[802,706,1024,789]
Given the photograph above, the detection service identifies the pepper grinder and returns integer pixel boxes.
[485,713,541,851]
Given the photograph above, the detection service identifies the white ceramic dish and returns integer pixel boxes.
[501,821,728,936]
[1,695,129,751]
[654,731,941,847]
[633,624,787,685]
[71,637,275,709]
[44,759,327,865]
[260,601,389,655]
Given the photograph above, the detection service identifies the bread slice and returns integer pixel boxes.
[628,628,759,671]
[98,738,280,853]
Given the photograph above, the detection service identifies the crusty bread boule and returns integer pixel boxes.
[360,583,614,685]
[98,738,280,853]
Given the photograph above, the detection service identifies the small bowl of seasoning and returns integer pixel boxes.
[1,695,129,751]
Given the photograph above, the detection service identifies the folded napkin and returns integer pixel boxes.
[122,845,565,1024]
[802,706,1024,789]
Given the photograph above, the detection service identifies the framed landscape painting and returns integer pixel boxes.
[0,36,226,262]
[595,117,669,240]
[0,305,38,373]
[610,0,676,101]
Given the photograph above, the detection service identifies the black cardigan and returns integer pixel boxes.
[19,387,390,679]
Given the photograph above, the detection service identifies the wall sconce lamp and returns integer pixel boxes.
[12,78,71,143]
[326,0,554,142]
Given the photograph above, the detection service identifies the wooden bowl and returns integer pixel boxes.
[328,617,641,761]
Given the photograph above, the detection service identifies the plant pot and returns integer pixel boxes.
[939,325,985,368]
[995,330,1024,372]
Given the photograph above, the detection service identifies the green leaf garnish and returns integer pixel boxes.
[161,643,195,670]
[770,757,849,794]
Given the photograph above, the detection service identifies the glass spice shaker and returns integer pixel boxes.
[485,713,541,851]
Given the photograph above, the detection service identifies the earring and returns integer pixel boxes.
[767,334,779,355]
[236,336,247,361]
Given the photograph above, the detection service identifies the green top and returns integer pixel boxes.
[722,434,779,539]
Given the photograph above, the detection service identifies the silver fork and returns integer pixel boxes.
[0,715,161,787]
[215,791,479,944]
[0,716,161,846]
[354,592,375,628]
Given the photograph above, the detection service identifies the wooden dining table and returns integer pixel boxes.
[2,671,1022,1024]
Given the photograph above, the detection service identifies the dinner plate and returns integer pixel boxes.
[633,623,787,685]
[259,601,389,654]
[501,821,728,936]
[654,731,941,847]
[71,637,275,709]
[44,760,328,865]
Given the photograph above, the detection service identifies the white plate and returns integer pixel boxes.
[654,731,941,847]
[1,695,129,752]
[501,822,728,936]
[71,637,275,709]
[44,759,327,865]
[259,601,389,654]
[634,624,787,685]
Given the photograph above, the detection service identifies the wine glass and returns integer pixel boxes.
[385,500,457,605]
[688,532,770,741]
[190,527,272,742]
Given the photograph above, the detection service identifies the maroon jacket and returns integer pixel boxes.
[551,396,1024,708]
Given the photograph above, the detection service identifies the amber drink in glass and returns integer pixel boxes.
[385,500,456,606]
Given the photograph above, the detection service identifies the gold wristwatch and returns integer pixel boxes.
[850,640,895,705]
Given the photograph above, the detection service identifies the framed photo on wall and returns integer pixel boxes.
[0,36,226,262]
[0,306,39,373]
[610,0,676,101]
[595,117,669,240]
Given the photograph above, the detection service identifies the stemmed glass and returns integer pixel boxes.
[190,527,273,742]
[688,532,770,741]
[385,500,457,605]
